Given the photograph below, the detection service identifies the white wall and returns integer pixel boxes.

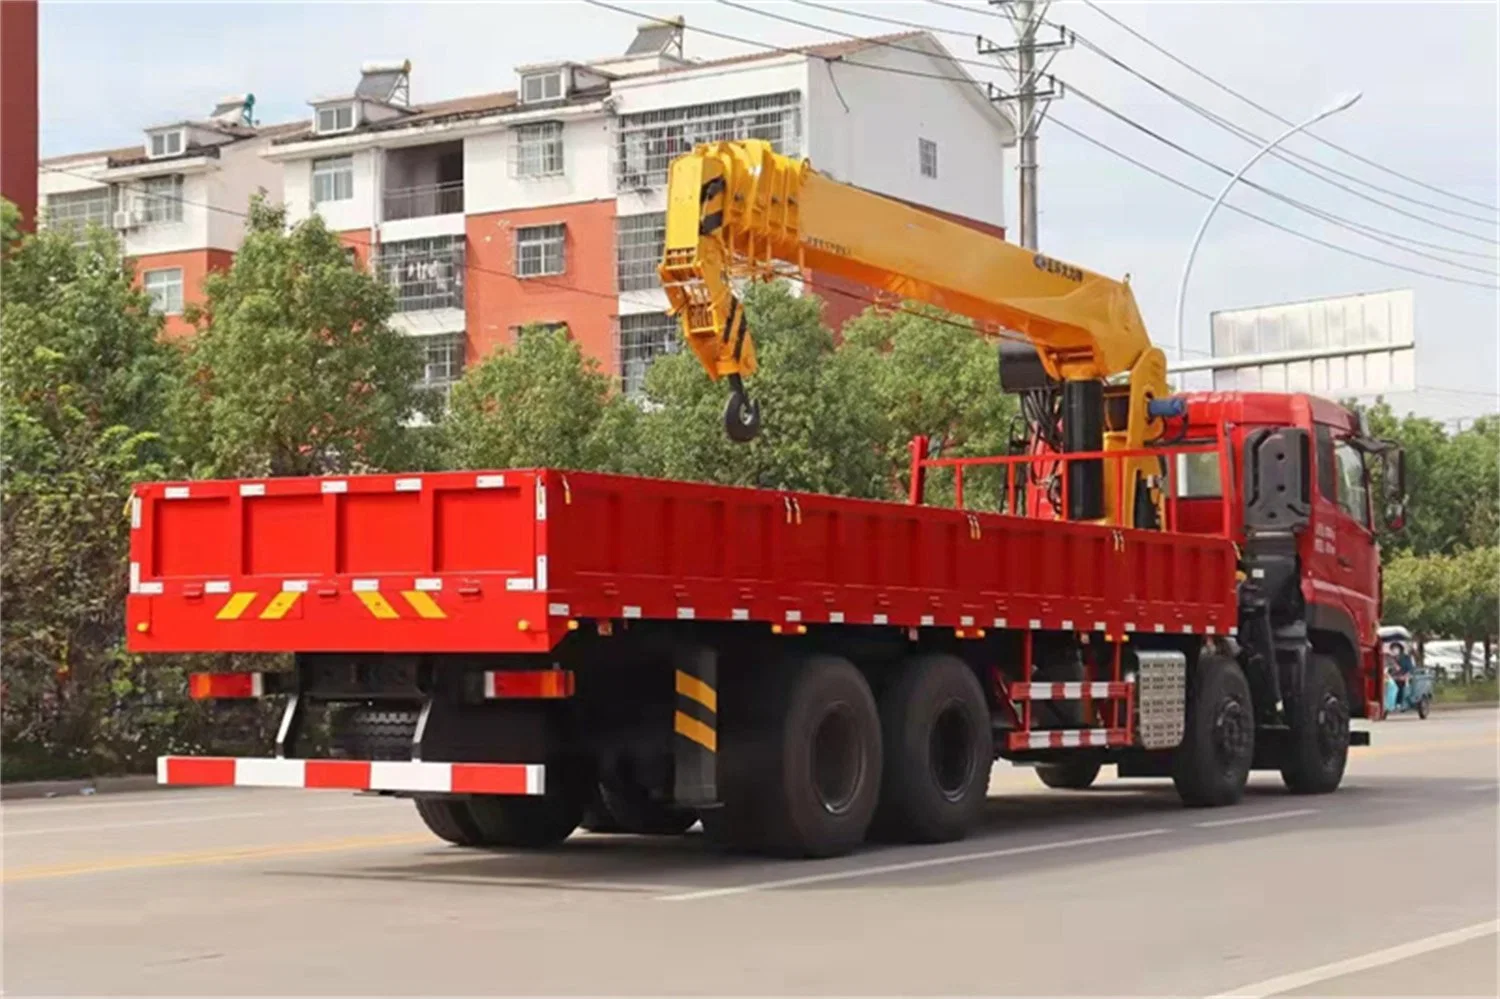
[806,44,1010,231]
[119,170,211,256]
[609,58,809,116]
[465,116,614,214]
[284,148,378,231]
[205,139,285,251]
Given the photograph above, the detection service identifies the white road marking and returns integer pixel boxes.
[1,790,254,815]
[1462,782,1496,792]
[1205,919,1499,998]
[657,827,1169,902]
[3,801,396,837]
[1194,808,1318,829]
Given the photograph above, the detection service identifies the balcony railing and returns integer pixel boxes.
[375,239,466,313]
[382,180,464,221]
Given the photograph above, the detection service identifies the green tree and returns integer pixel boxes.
[173,197,431,478]
[440,325,641,472]
[635,282,890,497]
[0,200,194,777]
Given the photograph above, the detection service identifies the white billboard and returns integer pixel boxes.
[1173,289,1416,396]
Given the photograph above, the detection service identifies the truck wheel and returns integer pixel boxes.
[329,705,418,760]
[1036,758,1102,790]
[751,655,883,858]
[1172,654,1254,807]
[413,797,485,846]
[465,794,584,848]
[593,781,697,835]
[872,654,990,843]
[1280,654,1350,794]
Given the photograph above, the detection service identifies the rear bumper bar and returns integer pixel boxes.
[156,756,545,795]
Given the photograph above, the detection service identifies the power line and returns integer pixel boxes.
[1076,0,1499,214]
[703,0,1499,285]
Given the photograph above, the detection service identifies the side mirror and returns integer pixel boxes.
[1383,446,1408,531]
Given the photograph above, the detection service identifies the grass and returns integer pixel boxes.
[1434,677,1500,705]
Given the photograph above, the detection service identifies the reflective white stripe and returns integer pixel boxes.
[414,578,442,591]
[205,580,231,594]
[535,482,547,520]
[677,607,696,620]
[1125,622,1137,632]
[138,581,164,595]
[236,758,305,788]
[829,611,845,624]
[960,615,974,627]
[623,605,642,619]
[548,603,570,617]
[1206,625,1217,635]
[1229,626,1239,636]
[352,578,380,592]
[535,555,548,590]
[526,766,546,795]
[1182,624,1194,634]
[130,496,142,529]
[129,562,141,594]
[873,614,889,625]
[164,486,190,500]
[1029,619,1042,629]
[394,477,422,492]
[239,483,265,497]
[920,615,935,626]
[1060,731,1082,747]
[1093,621,1106,632]
[282,579,309,593]
[156,757,168,784]
[320,480,348,494]
[731,608,749,621]
[1061,619,1074,631]
[786,610,802,622]
[505,577,535,591]
[251,674,265,697]
[994,617,1008,628]
[370,761,451,794]
[1154,624,1166,633]
[482,673,498,699]
[476,474,506,489]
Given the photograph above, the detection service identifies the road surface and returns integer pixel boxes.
[4,710,1496,996]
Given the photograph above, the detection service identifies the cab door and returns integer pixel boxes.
[1312,423,1379,635]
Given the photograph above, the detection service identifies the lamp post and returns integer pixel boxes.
[1173,91,1363,363]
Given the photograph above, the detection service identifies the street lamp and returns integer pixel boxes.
[1172,91,1363,363]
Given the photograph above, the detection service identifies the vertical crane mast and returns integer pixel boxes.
[659,140,1174,527]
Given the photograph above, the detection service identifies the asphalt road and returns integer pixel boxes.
[3,711,1496,996]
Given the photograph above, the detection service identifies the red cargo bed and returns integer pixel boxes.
[126,469,1239,655]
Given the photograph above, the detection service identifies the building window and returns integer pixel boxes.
[316,103,356,135]
[419,332,466,400]
[619,312,680,398]
[919,138,937,179]
[515,223,565,278]
[510,321,569,341]
[617,91,801,190]
[521,70,564,104]
[513,121,565,179]
[375,235,465,313]
[149,129,184,159]
[312,155,354,204]
[143,267,184,316]
[616,212,666,292]
[139,175,183,224]
[43,188,112,240]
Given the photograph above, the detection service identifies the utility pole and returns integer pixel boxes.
[979,1,1069,250]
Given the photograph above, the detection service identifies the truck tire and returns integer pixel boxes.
[590,781,697,836]
[871,654,990,843]
[329,705,418,761]
[1036,758,1102,790]
[1279,654,1350,794]
[464,794,584,849]
[747,655,883,858]
[1171,653,1254,807]
[413,797,485,846]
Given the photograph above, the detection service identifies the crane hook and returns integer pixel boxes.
[723,374,761,442]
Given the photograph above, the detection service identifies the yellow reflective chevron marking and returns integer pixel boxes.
[215,593,257,621]
[675,670,718,713]
[356,591,400,620]
[401,591,447,619]
[674,710,717,753]
[259,592,301,620]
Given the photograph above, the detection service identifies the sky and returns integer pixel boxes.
[38,0,1500,423]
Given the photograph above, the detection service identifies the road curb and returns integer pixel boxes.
[1431,701,1499,712]
[0,773,179,801]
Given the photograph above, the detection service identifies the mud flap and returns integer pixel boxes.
[672,644,718,808]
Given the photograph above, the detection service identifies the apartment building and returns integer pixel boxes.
[37,95,288,337]
[38,20,1014,396]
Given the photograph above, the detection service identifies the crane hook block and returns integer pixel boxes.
[724,375,761,442]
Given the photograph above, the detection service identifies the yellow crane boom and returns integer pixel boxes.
[659,139,1174,526]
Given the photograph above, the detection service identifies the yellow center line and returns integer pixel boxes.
[2,832,430,883]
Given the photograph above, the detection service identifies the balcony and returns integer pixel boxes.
[375,236,466,314]
[382,141,464,221]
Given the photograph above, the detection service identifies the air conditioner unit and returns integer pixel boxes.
[112,209,136,231]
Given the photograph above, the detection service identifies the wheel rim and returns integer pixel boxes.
[1315,692,1349,759]
[929,700,976,801]
[1211,696,1252,776]
[811,701,864,816]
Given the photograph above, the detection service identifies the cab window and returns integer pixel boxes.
[1174,451,1222,498]
[1333,440,1370,527]
[1315,424,1337,502]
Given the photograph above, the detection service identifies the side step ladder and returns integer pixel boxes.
[1003,680,1135,751]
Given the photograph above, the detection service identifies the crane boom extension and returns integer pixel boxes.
[660,140,1173,526]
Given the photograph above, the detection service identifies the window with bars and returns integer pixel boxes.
[312,155,354,204]
[375,235,466,312]
[143,267,184,315]
[140,175,183,223]
[618,312,681,398]
[44,189,112,239]
[419,332,466,399]
[616,213,665,292]
[513,122,564,178]
[515,223,565,277]
[919,138,938,179]
[616,91,801,190]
